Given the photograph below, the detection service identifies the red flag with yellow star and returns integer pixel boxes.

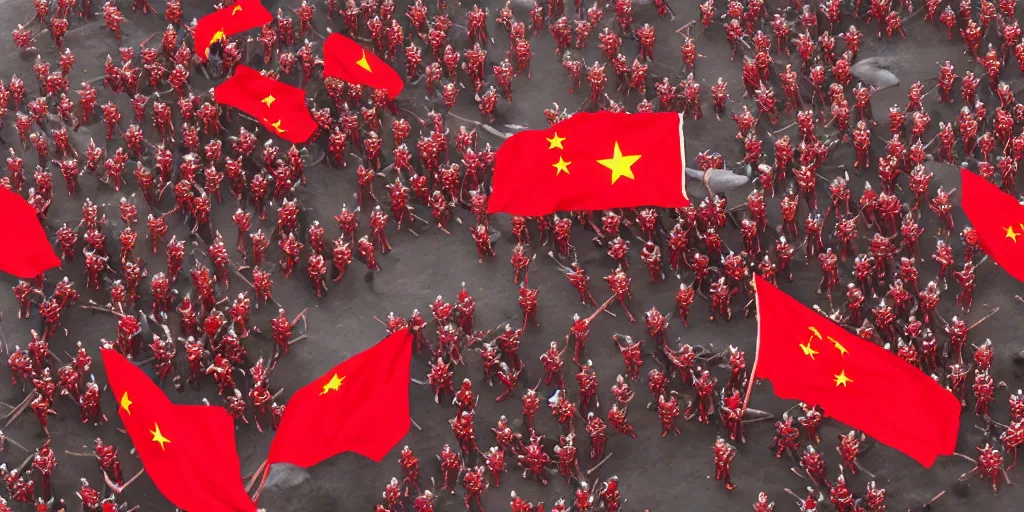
[323,33,405,99]
[100,349,257,512]
[194,0,272,61]
[214,65,317,143]
[751,275,961,467]
[960,168,1024,281]
[266,328,414,468]
[486,112,690,216]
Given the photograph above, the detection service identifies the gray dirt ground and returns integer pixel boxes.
[0,0,1022,510]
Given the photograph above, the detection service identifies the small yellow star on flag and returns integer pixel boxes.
[1006,226,1020,243]
[831,337,849,357]
[553,157,571,176]
[546,133,565,150]
[150,423,171,451]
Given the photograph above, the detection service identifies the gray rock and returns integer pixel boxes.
[685,167,750,199]
[265,463,312,489]
[851,57,901,91]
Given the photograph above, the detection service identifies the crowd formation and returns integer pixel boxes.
[0,0,1023,510]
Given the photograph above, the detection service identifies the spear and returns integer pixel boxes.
[968,306,1000,331]
[675,21,695,36]
[106,467,146,494]
[586,452,614,475]
[447,112,514,139]
[782,488,805,503]
[582,294,617,326]
[919,451,1011,509]
[4,390,37,427]
[0,312,9,355]
[1,431,28,452]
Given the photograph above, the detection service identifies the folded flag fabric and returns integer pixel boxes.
[323,33,405,99]
[0,187,60,278]
[214,65,317,143]
[960,168,1024,282]
[751,275,961,467]
[101,349,257,512]
[194,0,273,61]
[267,329,414,468]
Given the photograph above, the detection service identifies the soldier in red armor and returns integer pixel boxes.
[714,438,738,490]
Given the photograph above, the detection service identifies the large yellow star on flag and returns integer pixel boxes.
[1006,226,1020,243]
[597,142,641,184]
[321,374,346,395]
[553,156,571,176]
[356,51,372,72]
[834,370,853,387]
[546,133,565,150]
[261,95,276,108]
[150,423,171,451]
[119,392,133,415]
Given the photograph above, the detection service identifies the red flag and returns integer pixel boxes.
[267,329,413,467]
[486,112,690,216]
[101,350,257,512]
[214,65,317,143]
[0,188,59,278]
[323,33,405,99]
[960,168,1024,282]
[194,0,273,61]
[752,275,961,467]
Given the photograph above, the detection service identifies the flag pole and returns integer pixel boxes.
[742,276,760,411]
[678,114,688,203]
[245,459,267,491]
[252,460,272,504]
